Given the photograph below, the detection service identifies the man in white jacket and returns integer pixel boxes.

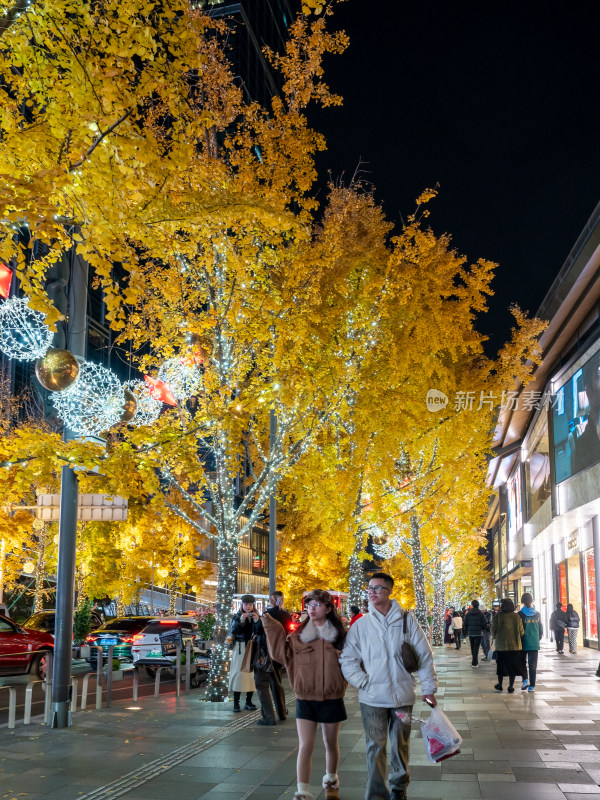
[340,573,438,800]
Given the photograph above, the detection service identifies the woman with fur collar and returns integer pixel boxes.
[262,589,347,800]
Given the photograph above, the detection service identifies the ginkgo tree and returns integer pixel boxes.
[0,0,363,701]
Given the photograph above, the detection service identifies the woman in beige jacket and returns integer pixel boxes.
[263,589,347,800]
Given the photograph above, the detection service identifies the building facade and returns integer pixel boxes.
[488,201,600,649]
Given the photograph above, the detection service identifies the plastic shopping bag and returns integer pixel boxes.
[396,705,462,763]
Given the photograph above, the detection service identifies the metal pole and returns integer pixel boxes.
[50,462,78,727]
[268,409,277,596]
[592,516,600,643]
[50,246,88,728]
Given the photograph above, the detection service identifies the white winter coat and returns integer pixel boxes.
[340,600,438,708]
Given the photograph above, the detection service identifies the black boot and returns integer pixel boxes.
[233,691,241,712]
[244,692,257,710]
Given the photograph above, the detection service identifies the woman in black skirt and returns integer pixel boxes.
[491,597,525,693]
[263,589,347,800]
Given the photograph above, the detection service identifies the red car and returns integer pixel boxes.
[0,612,54,679]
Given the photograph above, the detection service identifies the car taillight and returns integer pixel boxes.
[132,634,144,642]
[87,635,98,642]
[121,636,134,643]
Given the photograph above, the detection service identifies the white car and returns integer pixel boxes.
[131,617,207,674]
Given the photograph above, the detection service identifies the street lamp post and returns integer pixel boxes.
[50,246,88,728]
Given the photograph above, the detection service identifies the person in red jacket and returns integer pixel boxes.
[349,605,363,627]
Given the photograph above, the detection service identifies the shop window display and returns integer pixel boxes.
[525,414,551,517]
[584,549,598,642]
[553,349,600,482]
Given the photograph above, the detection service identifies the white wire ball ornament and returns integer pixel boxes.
[51,362,125,436]
[157,358,202,402]
[0,297,53,360]
[123,379,162,426]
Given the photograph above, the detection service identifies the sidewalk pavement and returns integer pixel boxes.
[1,640,600,800]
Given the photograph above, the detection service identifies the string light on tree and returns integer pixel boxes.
[0,296,53,360]
[124,379,162,426]
[158,357,202,402]
[51,362,125,436]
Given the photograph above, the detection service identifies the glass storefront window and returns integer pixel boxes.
[553,348,600,483]
[584,549,598,642]
[525,413,551,518]
[559,561,567,609]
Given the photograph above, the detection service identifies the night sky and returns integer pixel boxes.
[307,1,600,353]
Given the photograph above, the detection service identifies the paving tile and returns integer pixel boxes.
[479,783,567,799]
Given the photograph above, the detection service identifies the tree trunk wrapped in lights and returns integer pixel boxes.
[431,542,447,647]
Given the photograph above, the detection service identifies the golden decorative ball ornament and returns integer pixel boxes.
[35,348,79,391]
[120,388,137,424]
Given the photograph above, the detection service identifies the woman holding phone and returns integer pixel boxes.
[228,594,257,713]
[262,589,347,800]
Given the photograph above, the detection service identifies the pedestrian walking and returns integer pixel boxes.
[491,597,525,693]
[228,595,257,712]
[481,606,492,659]
[263,589,347,800]
[549,602,568,654]
[450,610,463,649]
[463,600,489,667]
[349,605,363,627]
[340,572,438,800]
[443,609,454,647]
[517,593,542,692]
[262,590,293,720]
[566,603,580,653]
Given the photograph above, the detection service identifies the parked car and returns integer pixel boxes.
[86,616,154,668]
[131,617,209,680]
[23,608,104,638]
[0,612,54,679]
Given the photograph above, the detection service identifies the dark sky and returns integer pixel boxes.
[307,1,600,353]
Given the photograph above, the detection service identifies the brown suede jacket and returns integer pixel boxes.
[262,614,347,701]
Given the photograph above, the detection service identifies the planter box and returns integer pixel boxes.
[72,645,91,659]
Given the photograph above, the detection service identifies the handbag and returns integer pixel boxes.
[401,612,419,673]
[240,635,256,673]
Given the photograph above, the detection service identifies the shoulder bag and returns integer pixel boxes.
[240,635,257,672]
[401,612,420,673]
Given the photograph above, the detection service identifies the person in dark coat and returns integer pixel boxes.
[463,600,489,668]
[252,590,293,725]
[549,602,568,654]
[261,590,292,721]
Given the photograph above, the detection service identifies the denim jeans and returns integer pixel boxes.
[520,650,539,687]
[481,630,491,658]
[360,702,412,800]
